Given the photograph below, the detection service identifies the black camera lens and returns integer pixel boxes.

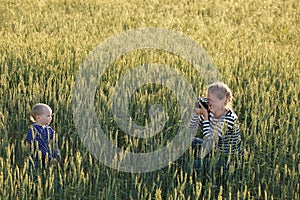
[195,97,209,110]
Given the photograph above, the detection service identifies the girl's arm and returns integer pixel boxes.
[189,113,202,129]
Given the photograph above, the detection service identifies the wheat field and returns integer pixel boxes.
[0,0,299,199]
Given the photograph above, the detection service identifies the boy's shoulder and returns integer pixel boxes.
[30,124,54,132]
[44,125,54,133]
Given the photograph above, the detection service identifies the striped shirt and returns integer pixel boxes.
[189,109,244,156]
[26,124,56,161]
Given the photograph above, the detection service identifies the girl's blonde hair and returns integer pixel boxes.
[30,103,51,122]
[207,82,233,108]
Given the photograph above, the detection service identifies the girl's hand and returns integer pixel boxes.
[195,103,209,120]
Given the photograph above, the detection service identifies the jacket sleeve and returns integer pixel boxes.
[189,113,203,129]
[26,128,34,144]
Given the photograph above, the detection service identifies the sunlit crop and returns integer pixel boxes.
[0,0,299,199]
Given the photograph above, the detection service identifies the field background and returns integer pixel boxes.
[0,0,299,199]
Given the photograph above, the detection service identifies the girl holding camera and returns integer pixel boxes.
[189,81,244,177]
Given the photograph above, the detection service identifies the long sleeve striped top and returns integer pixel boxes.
[189,109,244,156]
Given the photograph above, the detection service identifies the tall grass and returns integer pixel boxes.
[0,0,299,199]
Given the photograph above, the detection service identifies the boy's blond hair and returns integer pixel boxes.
[207,82,233,108]
[30,103,51,122]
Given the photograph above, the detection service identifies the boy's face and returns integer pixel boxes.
[36,107,52,126]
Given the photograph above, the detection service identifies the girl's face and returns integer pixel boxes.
[36,107,52,126]
[207,92,226,115]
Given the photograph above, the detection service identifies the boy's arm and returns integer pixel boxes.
[48,127,60,162]
[26,127,34,144]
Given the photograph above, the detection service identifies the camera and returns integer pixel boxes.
[195,97,209,110]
